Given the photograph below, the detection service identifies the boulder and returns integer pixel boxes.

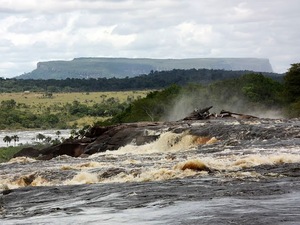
[13,108,262,160]
[13,147,40,158]
[84,123,163,154]
[38,142,89,159]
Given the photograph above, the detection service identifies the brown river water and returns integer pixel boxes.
[1,118,300,224]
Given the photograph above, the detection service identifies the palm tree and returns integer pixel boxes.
[36,133,46,142]
[55,130,61,139]
[11,135,19,146]
[3,136,12,146]
[70,129,78,139]
[44,136,52,144]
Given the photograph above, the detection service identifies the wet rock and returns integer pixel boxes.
[13,147,40,158]
[2,189,13,195]
[135,135,159,145]
[14,173,37,186]
[178,159,212,173]
[183,106,213,120]
[98,168,126,179]
[54,143,87,157]
[130,168,142,177]
[78,154,90,158]
[244,163,300,177]
[36,142,89,160]
[13,114,300,161]
[36,170,77,182]
[84,123,164,154]
[85,125,115,138]
[165,154,177,160]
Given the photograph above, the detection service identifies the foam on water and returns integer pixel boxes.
[1,174,52,190]
[112,131,218,155]
[64,172,99,185]
[1,147,300,190]
[5,156,36,164]
[61,161,105,170]
[187,152,300,171]
[2,119,300,224]
[1,125,300,190]
[116,132,195,154]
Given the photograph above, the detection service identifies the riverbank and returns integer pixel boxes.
[0,129,71,148]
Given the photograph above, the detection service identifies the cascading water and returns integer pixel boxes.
[1,118,300,224]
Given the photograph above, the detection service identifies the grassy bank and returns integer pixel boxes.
[0,146,27,163]
[0,90,151,129]
[0,90,149,108]
[0,143,50,163]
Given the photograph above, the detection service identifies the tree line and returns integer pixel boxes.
[108,64,300,123]
[0,64,299,130]
[3,135,19,146]
[0,97,128,129]
[2,129,88,147]
[0,68,281,93]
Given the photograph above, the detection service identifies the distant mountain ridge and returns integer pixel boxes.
[16,57,273,80]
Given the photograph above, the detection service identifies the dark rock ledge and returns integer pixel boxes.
[12,109,300,160]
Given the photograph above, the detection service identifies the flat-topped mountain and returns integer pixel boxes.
[17,57,273,80]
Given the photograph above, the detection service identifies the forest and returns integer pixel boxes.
[1,68,281,93]
[110,63,299,123]
[0,63,299,131]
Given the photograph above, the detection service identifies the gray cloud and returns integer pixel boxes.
[8,15,68,33]
[0,0,300,77]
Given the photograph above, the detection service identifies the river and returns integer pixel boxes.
[0,130,71,147]
[1,118,300,224]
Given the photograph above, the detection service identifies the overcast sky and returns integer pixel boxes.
[0,0,299,78]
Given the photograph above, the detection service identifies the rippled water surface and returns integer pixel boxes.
[1,119,300,224]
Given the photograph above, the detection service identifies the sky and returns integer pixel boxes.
[0,0,299,78]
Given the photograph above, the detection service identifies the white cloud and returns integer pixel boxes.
[0,0,300,77]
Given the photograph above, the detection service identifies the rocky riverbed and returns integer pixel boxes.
[1,117,300,224]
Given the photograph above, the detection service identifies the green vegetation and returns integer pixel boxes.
[0,91,148,106]
[283,63,300,117]
[0,143,55,163]
[0,146,25,163]
[1,65,300,163]
[111,84,181,123]
[0,140,52,162]
[0,91,148,129]
[1,68,281,93]
[0,126,93,162]
[3,135,19,146]
[109,73,285,123]
[1,64,299,131]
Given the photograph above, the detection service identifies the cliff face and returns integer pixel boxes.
[17,57,273,80]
